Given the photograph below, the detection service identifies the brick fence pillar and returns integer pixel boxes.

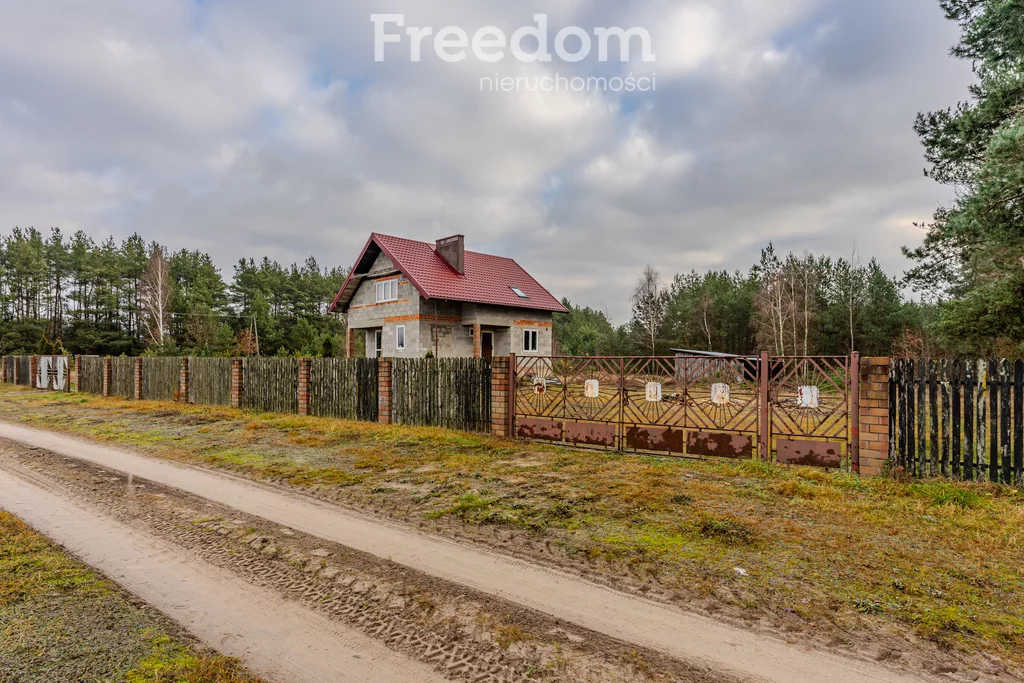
[72,355,82,392]
[29,355,38,389]
[12,356,19,385]
[133,357,143,400]
[472,324,482,359]
[231,358,244,409]
[859,357,891,476]
[102,356,112,397]
[378,358,392,424]
[346,328,356,359]
[179,357,190,403]
[298,357,312,416]
[491,356,510,437]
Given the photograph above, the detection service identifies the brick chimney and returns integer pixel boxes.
[436,234,465,274]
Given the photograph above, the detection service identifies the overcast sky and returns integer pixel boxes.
[0,0,974,322]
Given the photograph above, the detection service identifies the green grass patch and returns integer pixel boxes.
[2,385,1024,666]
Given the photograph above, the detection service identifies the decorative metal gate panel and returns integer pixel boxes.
[512,353,857,468]
[768,356,856,469]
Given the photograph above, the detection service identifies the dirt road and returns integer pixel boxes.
[0,422,935,683]
[0,465,448,683]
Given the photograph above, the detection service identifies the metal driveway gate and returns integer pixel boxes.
[512,353,858,469]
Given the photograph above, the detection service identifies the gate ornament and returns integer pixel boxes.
[584,379,600,399]
[798,385,820,409]
[711,383,730,406]
[645,381,662,403]
[533,377,547,395]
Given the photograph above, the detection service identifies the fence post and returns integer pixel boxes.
[378,358,392,425]
[472,324,482,359]
[102,357,112,397]
[858,357,891,476]
[759,352,770,461]
[298,358,312,417]
[29,355,39,390]
[179,357,190,403]
[346,329,356,359]
[231,358,243,409]
[72,355,82,392]
[850,352,860,473]
[490,356,509,437]
[133,357,143,400]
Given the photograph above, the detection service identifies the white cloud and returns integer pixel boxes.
[0,0,976,322]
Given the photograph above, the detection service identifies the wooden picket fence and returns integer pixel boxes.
[309,358,378,421]
[141,357,180,401]
[189,357,233,406]
[8,353,495,437]
[79,356,104,394]
[392,358,492,433]
[243,357,299,414]
[891,359,1024,485]
[109,357,134,399]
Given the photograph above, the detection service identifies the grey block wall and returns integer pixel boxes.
[347,255,555,358]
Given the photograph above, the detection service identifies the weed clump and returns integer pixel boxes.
[912,483,987,510]
[694,512,759,546]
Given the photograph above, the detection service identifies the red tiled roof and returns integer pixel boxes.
[330,233,568,314]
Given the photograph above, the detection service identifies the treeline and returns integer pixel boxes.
[555,245,935,358]
[0,227,346,356]
[903,0,1024,357]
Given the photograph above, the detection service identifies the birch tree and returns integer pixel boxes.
[139,247,171,346]
[630,265,667,356]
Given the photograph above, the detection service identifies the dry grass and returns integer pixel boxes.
[0,509,261,682]
[1,386,1023,666]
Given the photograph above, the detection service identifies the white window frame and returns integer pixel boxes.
[396,325,406,352]
[523,328,539,353]
[375,279,398,303]
[373,330,383,358]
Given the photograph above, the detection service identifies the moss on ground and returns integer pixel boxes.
[0,510,260,682]
[1,386,1023,665]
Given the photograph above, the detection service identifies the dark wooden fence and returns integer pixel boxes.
[189,357,232,406]
[891,359,1024,485]
[109,356,134,399]
[243,357,298,414]
[17,357,30,386]
[392,358,491,432]
[79,356,104,394]
[309,358,378,421]
[3,356,13,383]
[15,353,496,437]
[141,357,180,401]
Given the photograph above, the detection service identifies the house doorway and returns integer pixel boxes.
[481,331,493,360]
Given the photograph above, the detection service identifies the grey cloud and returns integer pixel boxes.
[0,0,976,322]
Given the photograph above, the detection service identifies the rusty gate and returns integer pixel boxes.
[511,353,859,470]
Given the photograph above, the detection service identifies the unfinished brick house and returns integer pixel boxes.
[329,233,567,359]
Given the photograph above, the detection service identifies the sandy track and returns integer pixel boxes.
[0,466,448,683]
[0,422,933,683]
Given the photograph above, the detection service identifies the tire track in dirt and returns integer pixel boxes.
[1,444,712,683]
[0,422,936,683]
[0,466,449,683]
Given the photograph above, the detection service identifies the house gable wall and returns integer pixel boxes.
[347,256,554,358]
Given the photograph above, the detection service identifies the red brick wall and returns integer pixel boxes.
[491,356,510,437]
[133,357,143,400]
[179,357,190,402]
[859,357,891,476]
[298,358,311,416]
[378,358,392,424]
[231,358,243,409]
